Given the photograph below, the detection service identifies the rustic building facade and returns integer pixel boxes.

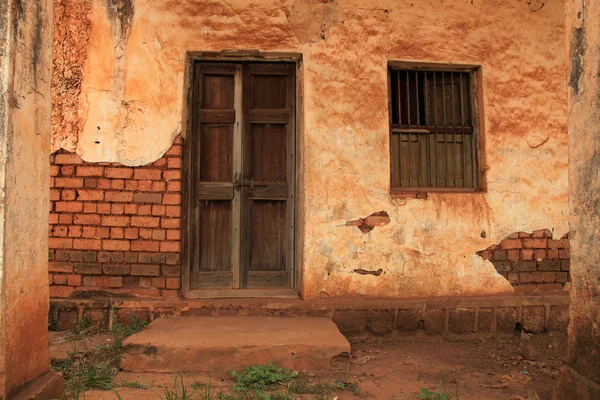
[48,0,569,302]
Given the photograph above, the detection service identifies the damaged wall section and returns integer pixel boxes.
[477,230,570,294]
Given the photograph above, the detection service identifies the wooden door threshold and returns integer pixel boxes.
[183,289,299,299]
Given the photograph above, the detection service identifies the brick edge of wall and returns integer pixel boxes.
[49,294,570,336]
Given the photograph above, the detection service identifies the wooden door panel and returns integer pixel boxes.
[250,123,287,182]
[189,62,237,290]
[248,200,287,272]
[241,63,295,289]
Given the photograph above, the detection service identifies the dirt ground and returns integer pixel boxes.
[50,328,566,400]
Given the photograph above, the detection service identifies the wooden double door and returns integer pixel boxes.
[186,61,296,293]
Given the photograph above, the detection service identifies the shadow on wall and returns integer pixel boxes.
[477,230,570,295]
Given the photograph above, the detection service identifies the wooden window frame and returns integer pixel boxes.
[388,61,485,195]
[180,51,304,299]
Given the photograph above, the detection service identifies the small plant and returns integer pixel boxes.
[74,316,95,333]
[150,374,198,400]
[231,362,297,393]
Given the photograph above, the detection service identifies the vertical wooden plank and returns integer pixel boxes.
[239,64,252,289]
[231,64,243,288]
[286,63,296,289]
[391,134,400,187]
[191,62,203,288]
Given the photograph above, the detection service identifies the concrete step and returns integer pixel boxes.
[120,316,351,373]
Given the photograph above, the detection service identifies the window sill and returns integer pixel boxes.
[391,188,485,200]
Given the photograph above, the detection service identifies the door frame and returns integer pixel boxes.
[180,51,304,299]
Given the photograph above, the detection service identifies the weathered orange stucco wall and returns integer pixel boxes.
[51,0,569,299]
[1,0,54,397]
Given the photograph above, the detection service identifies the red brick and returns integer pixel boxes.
[124,228,139,239]
[50,189,61,201]
[500,239,522,249]
[138,180,152,191]
[61,166,75,176]
[81,226,97,238]
[534,249,547,260]
[83,203,97,214]
[166,278,180,289]
[139,229,153,239]
[97,203,111,214]
[74,263,102,274]
[531,272,545,283]
[55,153,83,165]
[49,238,73,249]
[49,286,75,298]
[109,277,123,288]
[125,180,138,191]
[548,239,570,249]
[559,249,570,259]
[167,181,181,192]
[162,218,180,229]
[97,227,110,238]
[165,145,182,156]
[55,202,83,213]
[77,190,104,201]
[134,193,163,204]
[61,190,76,200]
[105,191,134,202]
[543,272,556,283]
[152,181,166,192]
[50,177,54,187]
[507,250,520,261]
[53,226,68,237]
[131,216,160,228]
[49,262,73,273]
[520,272,533,283]
[50,165,60,177]
[522,249,534,261]
[519,232,532,238]
[73,239,102,250]
[55,178,84,188]
[547,249,559,259]
[161,265,181,277]
[152,229,166,240]
[134,169,162,180]
[102,240,131,251]
[131,264,160,277]
[54,275,68,285]
[163,194,180,206]
[105,167,133,179]
[76,166,104,176]
[67,274,82,286]
[49,213,59,224]
[160,241,180,253]
[163,170,181,181]
[508,273,519,283]
[152,205,166,216]
[131,240,160,252]
[166,206,181,217]
[111,179,125,190]
[68,226,83,238]
[151,278,166,288]
[98,179,111,189]
[74,214,101,225]
[84,178,98,188]
[167,158,181,169]
[111,203,125,215]
[138,277,151,288]
[137,205,152,216]
[165,253,180,265]
[166,230,180,240]
[523,238,547,249]
[535,283,563,292]
[161,290,179,298]
[103,264,131,275]
[124,204,138,215]
[110,227,124,239]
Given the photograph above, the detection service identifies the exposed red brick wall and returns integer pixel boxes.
[48,138,183,298]
[477,229,570,294]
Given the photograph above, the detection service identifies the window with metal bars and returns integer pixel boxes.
[388,65,481,192]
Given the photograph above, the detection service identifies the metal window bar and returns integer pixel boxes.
[391,68,476,190]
